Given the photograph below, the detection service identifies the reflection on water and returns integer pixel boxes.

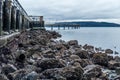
[46,27,120,54]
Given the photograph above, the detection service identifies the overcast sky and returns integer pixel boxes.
[19,0,120,23]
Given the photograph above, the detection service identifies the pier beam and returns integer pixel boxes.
[3,0,12,33]
[0,0,3,36]
[11,6,17,31]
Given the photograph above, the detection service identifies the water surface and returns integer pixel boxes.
[46,27,120,55]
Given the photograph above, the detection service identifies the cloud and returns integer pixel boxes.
[18,0,120,21]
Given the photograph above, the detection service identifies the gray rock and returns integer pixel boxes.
[22,71,38,80]
[105,49,113,54]
[108,60,120,69]
[68,40,78,46]
[83,65,102,79]
[75,50,90,59]
[92,53,108,66]
[0,74,9,80]
[39,66,84,80]
[37,58,65,71]
[2,64,17,75]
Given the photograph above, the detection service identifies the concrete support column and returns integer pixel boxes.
[0,0,3,36]
[16,10,22,31]
[21,15,25,30]
[11,6,17,31]
[3,0,12,33]
[27,20,30,29]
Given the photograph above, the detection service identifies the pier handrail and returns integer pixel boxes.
[12,0,30,20]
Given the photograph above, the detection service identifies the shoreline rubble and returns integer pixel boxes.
[0,29,120,80]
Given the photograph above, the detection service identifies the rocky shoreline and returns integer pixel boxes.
[0,29,120,80]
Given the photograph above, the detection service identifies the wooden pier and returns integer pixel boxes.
[0,0,80,36]
[46,24,80,30]
[0,0,31,36]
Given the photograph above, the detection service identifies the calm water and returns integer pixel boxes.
[46,27,120,54]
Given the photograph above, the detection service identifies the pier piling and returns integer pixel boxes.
[11,6,17,31]
[0,0,3,35]
[3,0,12,33]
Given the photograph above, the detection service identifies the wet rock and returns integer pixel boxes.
[8,69,37,80]
[105,49,113,54]
[18,43,24,47]
[107,55,114,61]
[0,39,7,47]
[39,68,64,79]
[115,67,120,75]
[83,44,94,51]
[114,56,120,62]
[50,31,61,38]
[32,53,41,60]
[92,53,108,66]
[75,50,90,59]
[39,66,84,80]
[55,44,67,50]
[115,51,119,54]
[37,58,65,71]
[16,53,26,63]
[0,46,11,55]
[7,69,24,80]
[42,49,55,58]
[108,60,120,70]
[70,54,81,60]
[114,75,120,80]
[0,74,9,80]
[61,66,84,80]
[1,64,17,75]
[22,71,38,80]
[79,59,93,68]
[83,65,102,79]
[68,40,78,46]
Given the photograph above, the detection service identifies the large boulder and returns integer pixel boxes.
[70,55,81,60]
[55,44,67,51]
[68,40,78,46]
[49,31,61,39]
[92,53,108,66]
[61,66,84,80]
[37,58,65,71]
[75,50,90,59]
[0,74,9,80]
[8,69,38,80]
[79,59,93,68]
[42,49,55,58]
[83,65,102,79]
[39,66,84,80]
[108,60,120,70]
[83,44,94,51]
[0,46,11,55]
[114,56,120,62]
[105,49,113,54]
[1,64,17,75]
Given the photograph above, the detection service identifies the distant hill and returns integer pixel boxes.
[57,21,120,27]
